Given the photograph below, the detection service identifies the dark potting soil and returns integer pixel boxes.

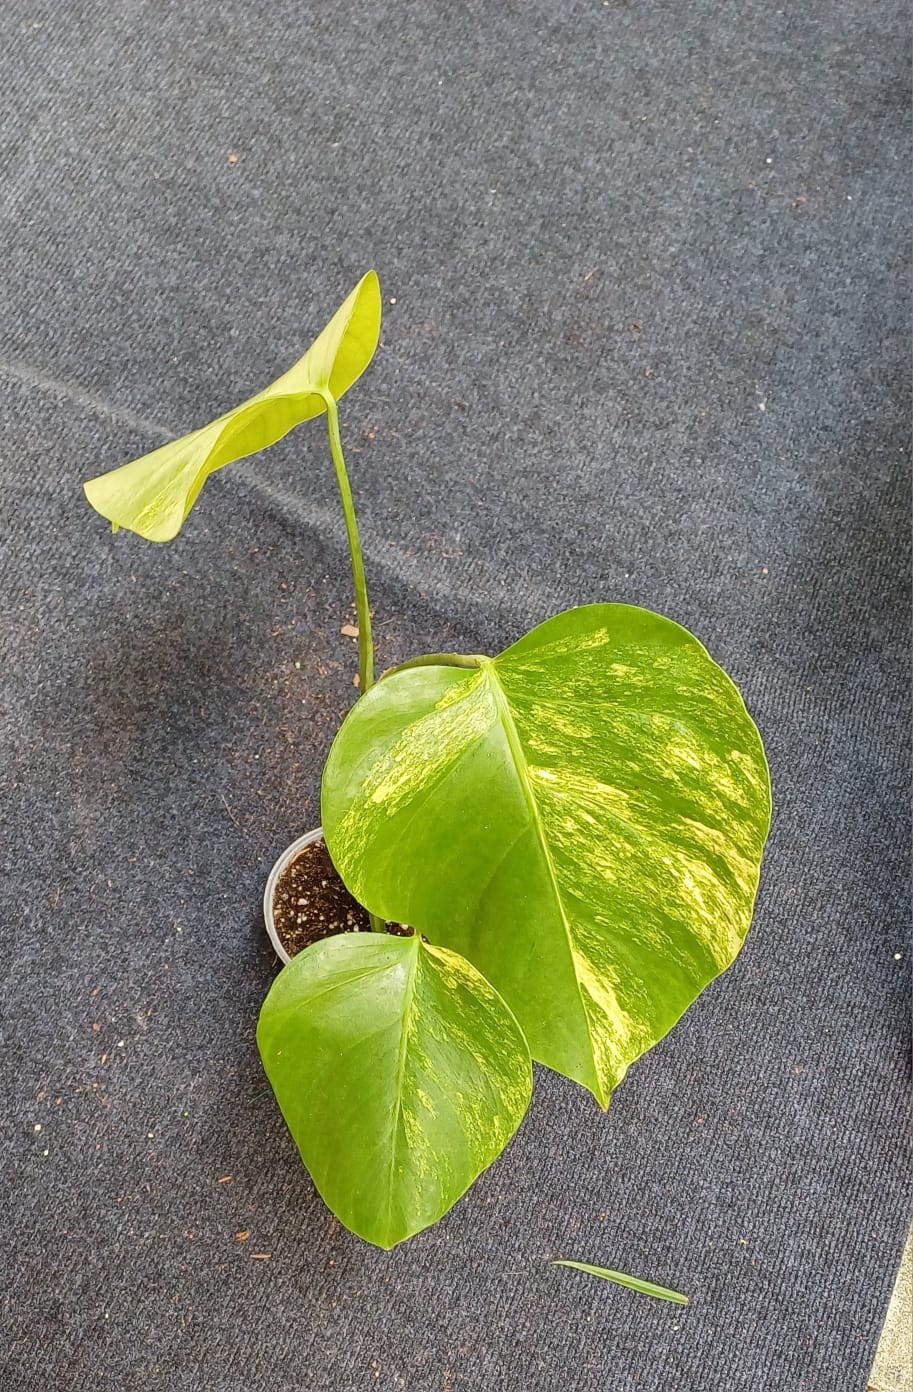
[272,839,370,957]
[271,838,413,958]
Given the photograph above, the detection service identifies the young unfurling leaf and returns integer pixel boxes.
[84,271,381,542]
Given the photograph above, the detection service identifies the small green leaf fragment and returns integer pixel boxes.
[552,1259,689,1305]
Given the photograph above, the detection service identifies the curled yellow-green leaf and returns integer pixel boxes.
[83,270,381,542]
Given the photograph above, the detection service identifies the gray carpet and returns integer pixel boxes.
[1,2,910,1389]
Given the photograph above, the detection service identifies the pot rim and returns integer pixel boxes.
[263,825,324,966]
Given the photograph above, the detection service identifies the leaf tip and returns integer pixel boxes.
[360,270,383,335]
[589,1078,612,1112]
[83,476,118,534]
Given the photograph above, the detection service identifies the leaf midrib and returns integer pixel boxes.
[384,935,420,1242]
[483,662,595,1092]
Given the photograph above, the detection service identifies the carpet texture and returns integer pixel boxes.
[1,2,910,1389]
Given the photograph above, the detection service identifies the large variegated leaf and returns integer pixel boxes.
[83,270,380,542]
[257,931,532,1249]
[322,604,771,1107]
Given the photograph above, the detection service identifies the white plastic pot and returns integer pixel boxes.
[263,825,324,966]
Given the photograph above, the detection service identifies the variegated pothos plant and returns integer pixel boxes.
[84,273,771,1248]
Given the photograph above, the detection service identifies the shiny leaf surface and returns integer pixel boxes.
[257,930,532,1249]
[322,604,771,1106]
[84,271,380,541]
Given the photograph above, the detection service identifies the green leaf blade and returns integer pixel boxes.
[552,1259,689,1305]
[322,604,771,1105]
[257,930,532,1249]
[83,270,381,542]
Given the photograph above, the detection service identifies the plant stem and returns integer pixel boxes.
[321,392,383,932]
[323,392,374,694]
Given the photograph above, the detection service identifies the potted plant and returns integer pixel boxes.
[83,272,771,1251]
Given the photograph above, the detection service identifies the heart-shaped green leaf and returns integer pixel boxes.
[322,604,771,1107]
[257,930,532,1249]
[83,270,381,542]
